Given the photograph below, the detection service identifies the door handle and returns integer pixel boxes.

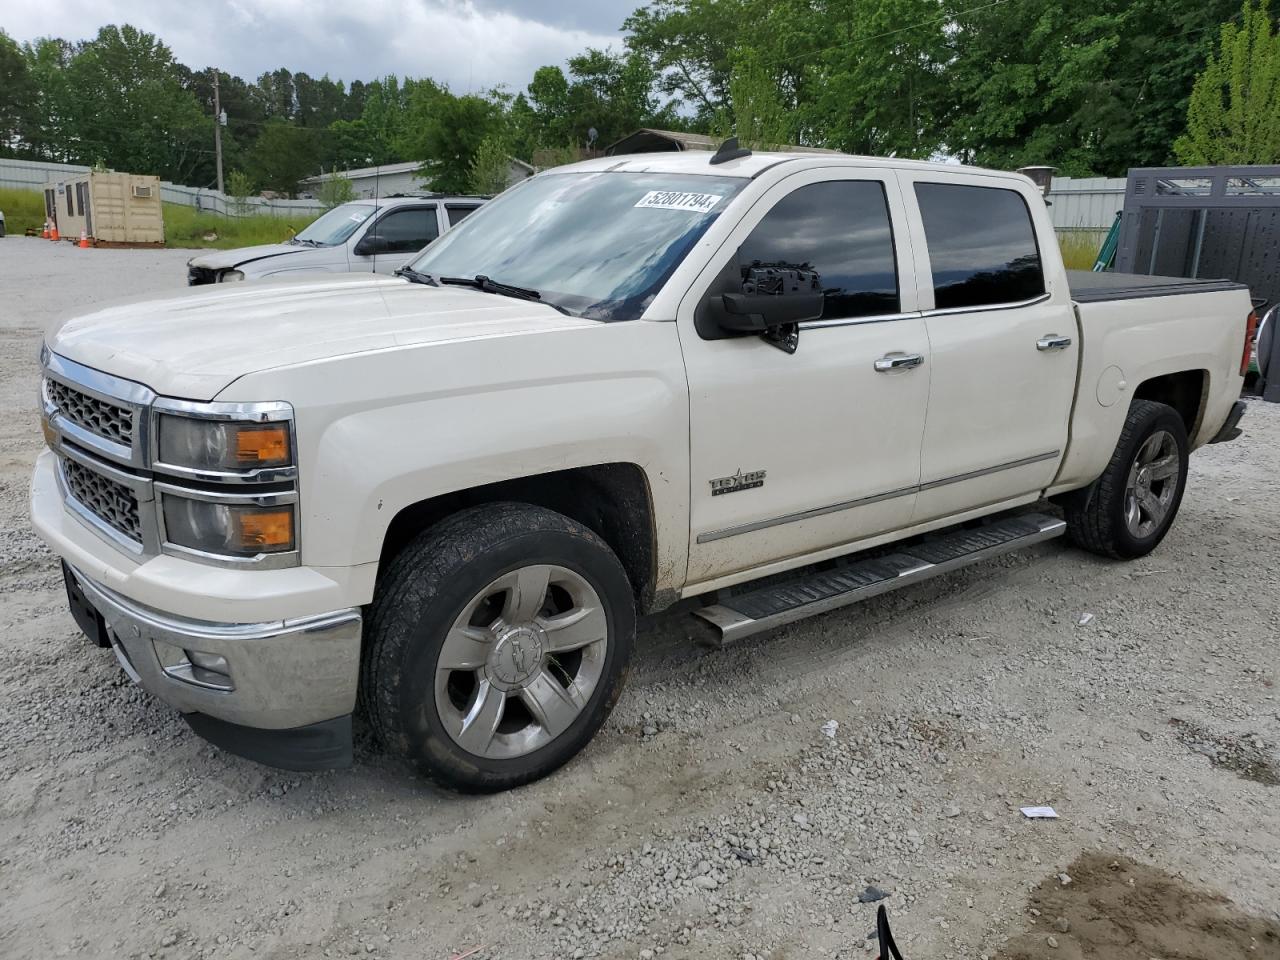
[874,353,925,372]
[1037,335,1073,351]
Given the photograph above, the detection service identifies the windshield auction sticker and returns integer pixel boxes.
[634,191,723,213]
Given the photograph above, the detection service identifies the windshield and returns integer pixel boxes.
[408,172,745,321]
[294,203,376,246]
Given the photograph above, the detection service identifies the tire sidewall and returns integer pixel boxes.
[394,525,634,789]
[1106,405,1189,558]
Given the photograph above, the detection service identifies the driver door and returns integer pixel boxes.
[353,205,442,273]
[677,168,931,588]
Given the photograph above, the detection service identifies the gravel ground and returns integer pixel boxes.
[3,236,1280,960]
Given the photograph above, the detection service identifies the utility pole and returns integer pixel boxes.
[212,69,225,195]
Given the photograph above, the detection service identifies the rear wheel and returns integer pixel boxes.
[362,502,635,792]
[1064,399,1189,559]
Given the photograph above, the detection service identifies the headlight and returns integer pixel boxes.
[157,415,291,472]
[162,494,296,557]
[220,269,245,282]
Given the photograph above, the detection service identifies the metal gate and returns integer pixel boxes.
[1114,165,1280,309]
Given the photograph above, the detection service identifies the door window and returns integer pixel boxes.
[914,183,1045,309]
[446,204,479,226]
[368,207,440,254]
[737,180,899,320]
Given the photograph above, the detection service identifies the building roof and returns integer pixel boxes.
[299,161,422,185]
[603,128,842,157]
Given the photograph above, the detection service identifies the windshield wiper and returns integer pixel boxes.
[439,275,544,303]
[395,266,439,286]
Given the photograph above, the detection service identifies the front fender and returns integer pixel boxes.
[218,321,691,604]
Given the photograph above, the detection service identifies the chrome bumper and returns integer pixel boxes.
[68,565,361,763]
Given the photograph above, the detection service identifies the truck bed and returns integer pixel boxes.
[1067,270,1247,304]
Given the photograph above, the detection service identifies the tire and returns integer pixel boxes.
[1064,399,1189,559]
[362,502,635,792]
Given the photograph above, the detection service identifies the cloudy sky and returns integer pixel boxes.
[5,0,640,92]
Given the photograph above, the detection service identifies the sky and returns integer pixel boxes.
[4,0,640,92]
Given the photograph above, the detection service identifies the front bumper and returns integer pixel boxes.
[66,563,361,769]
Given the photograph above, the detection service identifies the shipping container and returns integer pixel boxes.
[44,171,164,245]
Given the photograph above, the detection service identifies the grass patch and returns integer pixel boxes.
[163,203,320,249]
[0,187,50,235]
[1058,230,1106,270]
[0,187,320,248]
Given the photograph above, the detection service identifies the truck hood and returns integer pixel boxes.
[187,242,311,271]
[47,273,599,400]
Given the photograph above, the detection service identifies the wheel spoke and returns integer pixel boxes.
[1147,454,1179,481]
[501,565,552,623]
[1124,494,1141,532]
[540,603,608,653]
[438,625,491,671]
[1138,489,1166,525]
[519,669,586,739]
[1138,433,1162,465]
[456,680,506,754]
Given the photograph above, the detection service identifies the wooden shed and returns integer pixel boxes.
[44,171,164,245]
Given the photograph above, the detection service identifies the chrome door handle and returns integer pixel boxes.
[1037,335,1072,351]
[874,353,925,372]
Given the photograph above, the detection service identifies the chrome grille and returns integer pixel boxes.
[62,458,142,544]
[46,378,134,447]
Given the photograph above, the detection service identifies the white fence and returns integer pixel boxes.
[0,157,326,219]
[1045,176,1126,233]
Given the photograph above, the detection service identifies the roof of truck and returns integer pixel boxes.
[555,150,1026,183]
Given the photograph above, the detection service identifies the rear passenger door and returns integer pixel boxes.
[445,203,481,229]
[898,173,1077,523]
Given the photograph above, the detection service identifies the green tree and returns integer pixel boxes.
[0,31,38,153]
[412,91,501,193]
[248,119,321,195]
[1175,0,1280,164]
[226,169,255,216]
[60,25,211,182]
[468,133,511,194]
[316,173,357,208]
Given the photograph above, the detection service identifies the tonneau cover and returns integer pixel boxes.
[1068,270,1247,304]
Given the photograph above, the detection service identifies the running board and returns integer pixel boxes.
[692,512,1066,646]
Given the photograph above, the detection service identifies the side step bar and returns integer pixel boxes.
[692,512,1066,646]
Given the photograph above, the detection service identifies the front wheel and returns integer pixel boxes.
[1064,399,1189,559]
[362,502,635,792]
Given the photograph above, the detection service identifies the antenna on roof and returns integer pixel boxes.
[710,137,752,165]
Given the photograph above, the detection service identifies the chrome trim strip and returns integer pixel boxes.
[800,310,921,331]
[154,481,298,507]
[697,484,918,544]
[918,450,1061,491]
[45,351,157,407]
[696,450,1062,543]
[44,351,155,470]
[923,291,1051,318]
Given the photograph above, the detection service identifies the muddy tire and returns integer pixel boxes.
[362,502,635,792]
[1064,399,1189,560]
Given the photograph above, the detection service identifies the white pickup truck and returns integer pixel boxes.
[33,144,1253,791]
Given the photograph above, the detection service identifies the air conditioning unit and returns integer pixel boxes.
[132,184,153,199]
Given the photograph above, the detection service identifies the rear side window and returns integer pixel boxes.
[914,183,1044,309]
[446,204,479,226]
[737,180,899,320]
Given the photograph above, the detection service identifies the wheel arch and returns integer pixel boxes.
[377,463,665,614]
[1131,368,1208,439]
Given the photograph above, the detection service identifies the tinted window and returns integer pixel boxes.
[370,207,440,254]
[915,183,1044,309]
[737,180,899,320]
[446,204,479,226]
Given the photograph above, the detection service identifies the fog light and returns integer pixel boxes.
[187,650,230,675]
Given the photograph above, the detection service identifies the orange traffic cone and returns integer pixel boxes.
[49,223,60,242]
[41,219,50,239]
[79,229,90,249]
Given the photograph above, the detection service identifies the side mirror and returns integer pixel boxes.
[706,262,824,353]
[354,233,387,256]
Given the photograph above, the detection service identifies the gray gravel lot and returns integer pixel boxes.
[2,236,1279,959]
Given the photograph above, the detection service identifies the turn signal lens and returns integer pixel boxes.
[236,425,289,465]
[235,508,294,550]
